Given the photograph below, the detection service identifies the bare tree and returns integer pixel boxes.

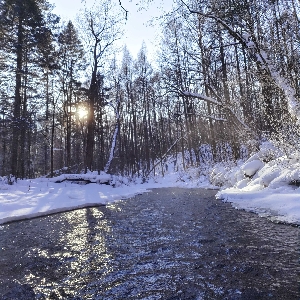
[78,0,124,172]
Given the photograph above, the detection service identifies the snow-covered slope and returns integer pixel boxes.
[215,142,300,225]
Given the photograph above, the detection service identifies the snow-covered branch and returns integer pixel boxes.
[181,89,254,134]
[205,115,227,122]
[181,91,221,106]
[144,136,187,179]
[179,0,300,123]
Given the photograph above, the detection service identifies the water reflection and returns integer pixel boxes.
[0,188,299,299]
[44,207,113,297]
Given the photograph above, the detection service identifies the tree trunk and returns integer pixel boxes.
[85,69,97,172]
[11,17,24,177]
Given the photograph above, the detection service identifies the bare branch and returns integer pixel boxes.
[144,136,187,179]
[179,0,300,123]
[118,0,128,20]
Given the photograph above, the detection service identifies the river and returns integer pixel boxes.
[0,188,299,299]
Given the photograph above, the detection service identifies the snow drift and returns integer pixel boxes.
[215,142,300,225]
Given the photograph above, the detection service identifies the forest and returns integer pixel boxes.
[0,0,299,181]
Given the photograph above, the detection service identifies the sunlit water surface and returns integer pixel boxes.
[0,188,299,299]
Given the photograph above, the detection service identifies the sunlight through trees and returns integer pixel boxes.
[0,0,299,179]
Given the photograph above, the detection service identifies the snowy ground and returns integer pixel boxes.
[0,143,299,226]
[0,171,214,225]
[217,187,300,225]
[214,142,300,226]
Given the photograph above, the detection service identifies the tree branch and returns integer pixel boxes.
[144,136,187,180]
[179,0,300,123]
[118,0,128,20]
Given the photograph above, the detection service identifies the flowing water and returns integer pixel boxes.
[0,188,299,299]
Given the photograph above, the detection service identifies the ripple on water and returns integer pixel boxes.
[0,188,299,299]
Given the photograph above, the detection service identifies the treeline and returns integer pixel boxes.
[157,0,300,168]
[0,0,299,179]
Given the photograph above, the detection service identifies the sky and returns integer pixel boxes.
[49,0,174,60]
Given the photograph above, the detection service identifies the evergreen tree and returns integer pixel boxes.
[0,0,53,178]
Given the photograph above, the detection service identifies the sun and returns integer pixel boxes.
[77,105,88,119]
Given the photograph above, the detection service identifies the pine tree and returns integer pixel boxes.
[0,0,52,178]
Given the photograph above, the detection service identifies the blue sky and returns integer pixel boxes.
[49,0,173,59]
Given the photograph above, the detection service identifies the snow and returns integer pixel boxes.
[241,159,264,177]
[216,142,300,226]
[52,172,111,184]
[0,142,299,226]
[217,188,300,225]
[0,169,214,225]
[181,91,222,106]
[0,176,150,224]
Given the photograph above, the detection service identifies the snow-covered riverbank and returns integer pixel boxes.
[0,172,195,224]
[213,142,300,225]
[1,143,299,226]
